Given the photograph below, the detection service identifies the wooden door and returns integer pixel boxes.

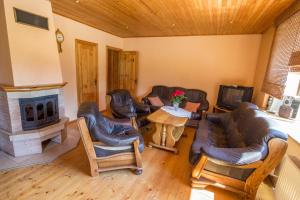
[76,39,98,106]
[119,51,138,96]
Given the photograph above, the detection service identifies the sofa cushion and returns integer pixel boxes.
[184,102,201,112]
[148,96,164,107]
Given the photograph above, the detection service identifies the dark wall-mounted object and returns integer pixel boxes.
[14,7,49,30]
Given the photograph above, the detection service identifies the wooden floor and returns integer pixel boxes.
[0,122,242,200]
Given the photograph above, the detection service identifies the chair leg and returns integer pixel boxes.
[243,191,257,200]
[133,139,143,175]
[192,155,208,179]
[134,169,143,175]
[89,159,99,177]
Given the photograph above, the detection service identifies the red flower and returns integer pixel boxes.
[172,90,185,97]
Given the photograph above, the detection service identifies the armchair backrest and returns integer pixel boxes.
[107,89,132,106]
[77,102,114,140]
[107,89,135,112]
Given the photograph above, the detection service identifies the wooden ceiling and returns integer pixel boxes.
[51,0,295,38]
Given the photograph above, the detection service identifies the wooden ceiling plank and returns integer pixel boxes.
[51,0,295,37]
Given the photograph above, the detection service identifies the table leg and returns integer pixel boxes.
[161,124,167,146]
[148,123,179,154]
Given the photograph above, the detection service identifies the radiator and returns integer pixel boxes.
[275,156,300,200]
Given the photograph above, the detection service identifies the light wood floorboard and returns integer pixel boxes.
[0,123,242,200]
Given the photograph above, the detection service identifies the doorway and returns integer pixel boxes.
[75,39,98,106]
[107,46,138,97]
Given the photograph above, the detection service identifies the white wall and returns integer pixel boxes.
[53,14,123,120]
[3,0,62,86]
[123,35,261,107]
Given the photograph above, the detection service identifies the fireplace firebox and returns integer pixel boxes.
[19,95,59,131]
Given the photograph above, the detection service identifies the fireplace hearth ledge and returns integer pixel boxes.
[0,117,69,157]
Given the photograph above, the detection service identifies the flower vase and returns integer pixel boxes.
[173,102,179,111]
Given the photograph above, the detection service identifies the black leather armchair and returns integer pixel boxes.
[107,89,150,128]
[77,102,144,175]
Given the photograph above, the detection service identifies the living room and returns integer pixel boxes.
[0,0,299,200]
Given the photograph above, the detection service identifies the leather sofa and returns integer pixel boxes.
[107,89,150,128]
[143,85,209,126]
[189,103,288,199]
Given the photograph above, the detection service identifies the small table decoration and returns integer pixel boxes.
[171,90,186,110]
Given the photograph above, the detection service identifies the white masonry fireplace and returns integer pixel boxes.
[0,0,72,159]
[0,84,69,157]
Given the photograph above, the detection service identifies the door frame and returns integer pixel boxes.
[75,39,99,107]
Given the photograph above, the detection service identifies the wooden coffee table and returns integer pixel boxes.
[147,109,188,154]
